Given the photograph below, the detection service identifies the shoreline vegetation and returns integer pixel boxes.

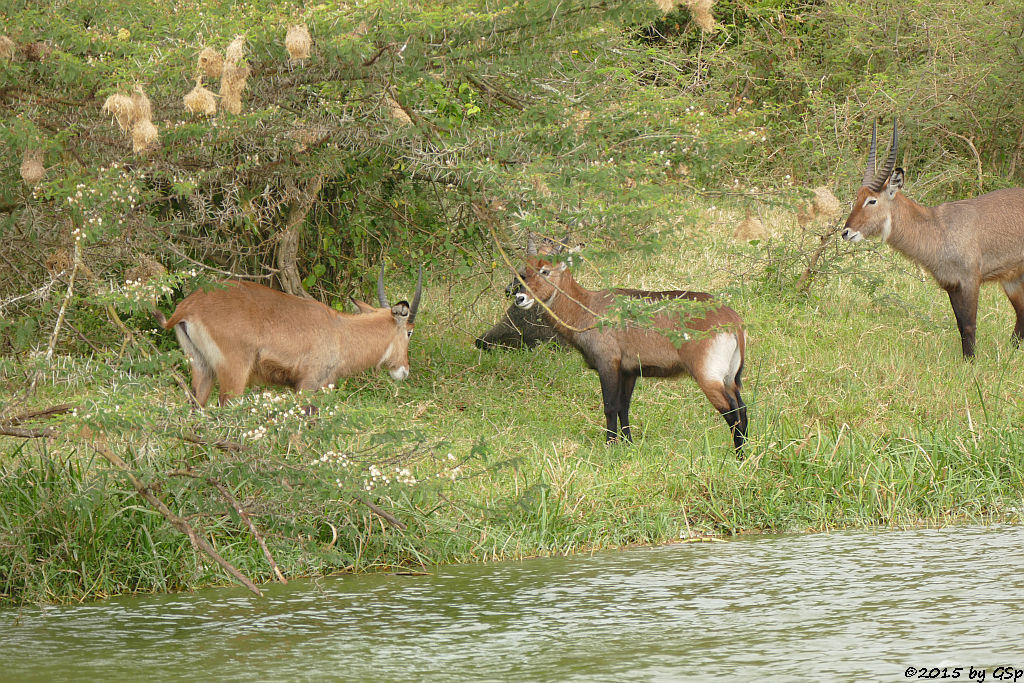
[4,0,1024,605]
[3,253,1024,604]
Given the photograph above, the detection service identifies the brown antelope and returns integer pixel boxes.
[842,121,1024,358]
[513,242,748,452]
[154,267,422,406]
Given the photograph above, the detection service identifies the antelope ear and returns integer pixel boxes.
[557,260,568,272]
[351,297,376,314]
[391,301,410,319]
[887,168,904,198]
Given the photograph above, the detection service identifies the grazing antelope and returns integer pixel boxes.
[154,267,422,406]
[842,121,1024,358]
[513,242,748,452]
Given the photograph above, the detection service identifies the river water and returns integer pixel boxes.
[2,525,1023,681]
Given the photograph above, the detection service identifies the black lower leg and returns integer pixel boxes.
[599,370,621,443]
[619,372,638,443]
[722,394,746,455]
[947,284,979,359]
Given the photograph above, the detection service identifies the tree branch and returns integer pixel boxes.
[93,442,263,597]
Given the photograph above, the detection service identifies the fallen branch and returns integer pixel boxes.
[463,72,525,111]
[355,496,407,530]
[209,478,288,584]
[1,403,73,426]
[0,425,54,439]
[177,431,245,453]
[93,442,263,597]
[0,403,73,439]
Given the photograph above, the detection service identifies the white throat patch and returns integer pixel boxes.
[880,215,892,243]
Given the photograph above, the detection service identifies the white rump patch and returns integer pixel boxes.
[704,333,740,386]
[175,319,224,373]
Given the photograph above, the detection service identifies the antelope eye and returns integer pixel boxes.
[540,267,550,276]
[407,330,413,339]
[866,198,877,206]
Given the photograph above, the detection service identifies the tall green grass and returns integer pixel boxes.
[4,204,1024,605]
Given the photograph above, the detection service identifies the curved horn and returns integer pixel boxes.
[377,266,389,308]
[861,120,878,187]
[408,265,423,324]
[526,232,537,255]
[871,121,899,191]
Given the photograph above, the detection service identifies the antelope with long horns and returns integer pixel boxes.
[154,267,423,406]
[513,240,748,452]
[842,121,1024,358]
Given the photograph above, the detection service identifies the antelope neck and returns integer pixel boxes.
[886,193,942,263]
[543,274,596,332]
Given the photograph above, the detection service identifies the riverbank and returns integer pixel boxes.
[4,207,1024,605]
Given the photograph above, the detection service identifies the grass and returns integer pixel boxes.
[3,198,1024,605]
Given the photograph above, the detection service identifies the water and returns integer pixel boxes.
[3,525,1023,681]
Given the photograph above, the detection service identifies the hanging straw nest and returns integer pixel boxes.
[198,47,223,80]
[102,93,135,132]
[682,0,717,32]
[225,35,246,65]
[24,41,52,62]
[132,119,159,153]
[733,209,766,242]
[20,149,45,186]
[46,248,73,276]
[220,64,250,115]
[131,85,152,124]
[184,76,217,116]
[285,24,311,62]
[797,186,842,228]
[287,124,327,153]
[125,253,167,285]
[655,0,717,32]
[0,35,17,61]
[386,96,413,126]
[220,36,249,115]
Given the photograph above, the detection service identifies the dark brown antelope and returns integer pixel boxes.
[513,244,748,452]
[475,237,566,350]
[842,121,1024,358]
[154,266,422,406]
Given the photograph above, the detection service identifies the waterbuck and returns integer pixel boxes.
[513,245,748,452]
[842,121,1024,358]
[474,286,560,350]
[154,266,422,406]
[476,237,566,350]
